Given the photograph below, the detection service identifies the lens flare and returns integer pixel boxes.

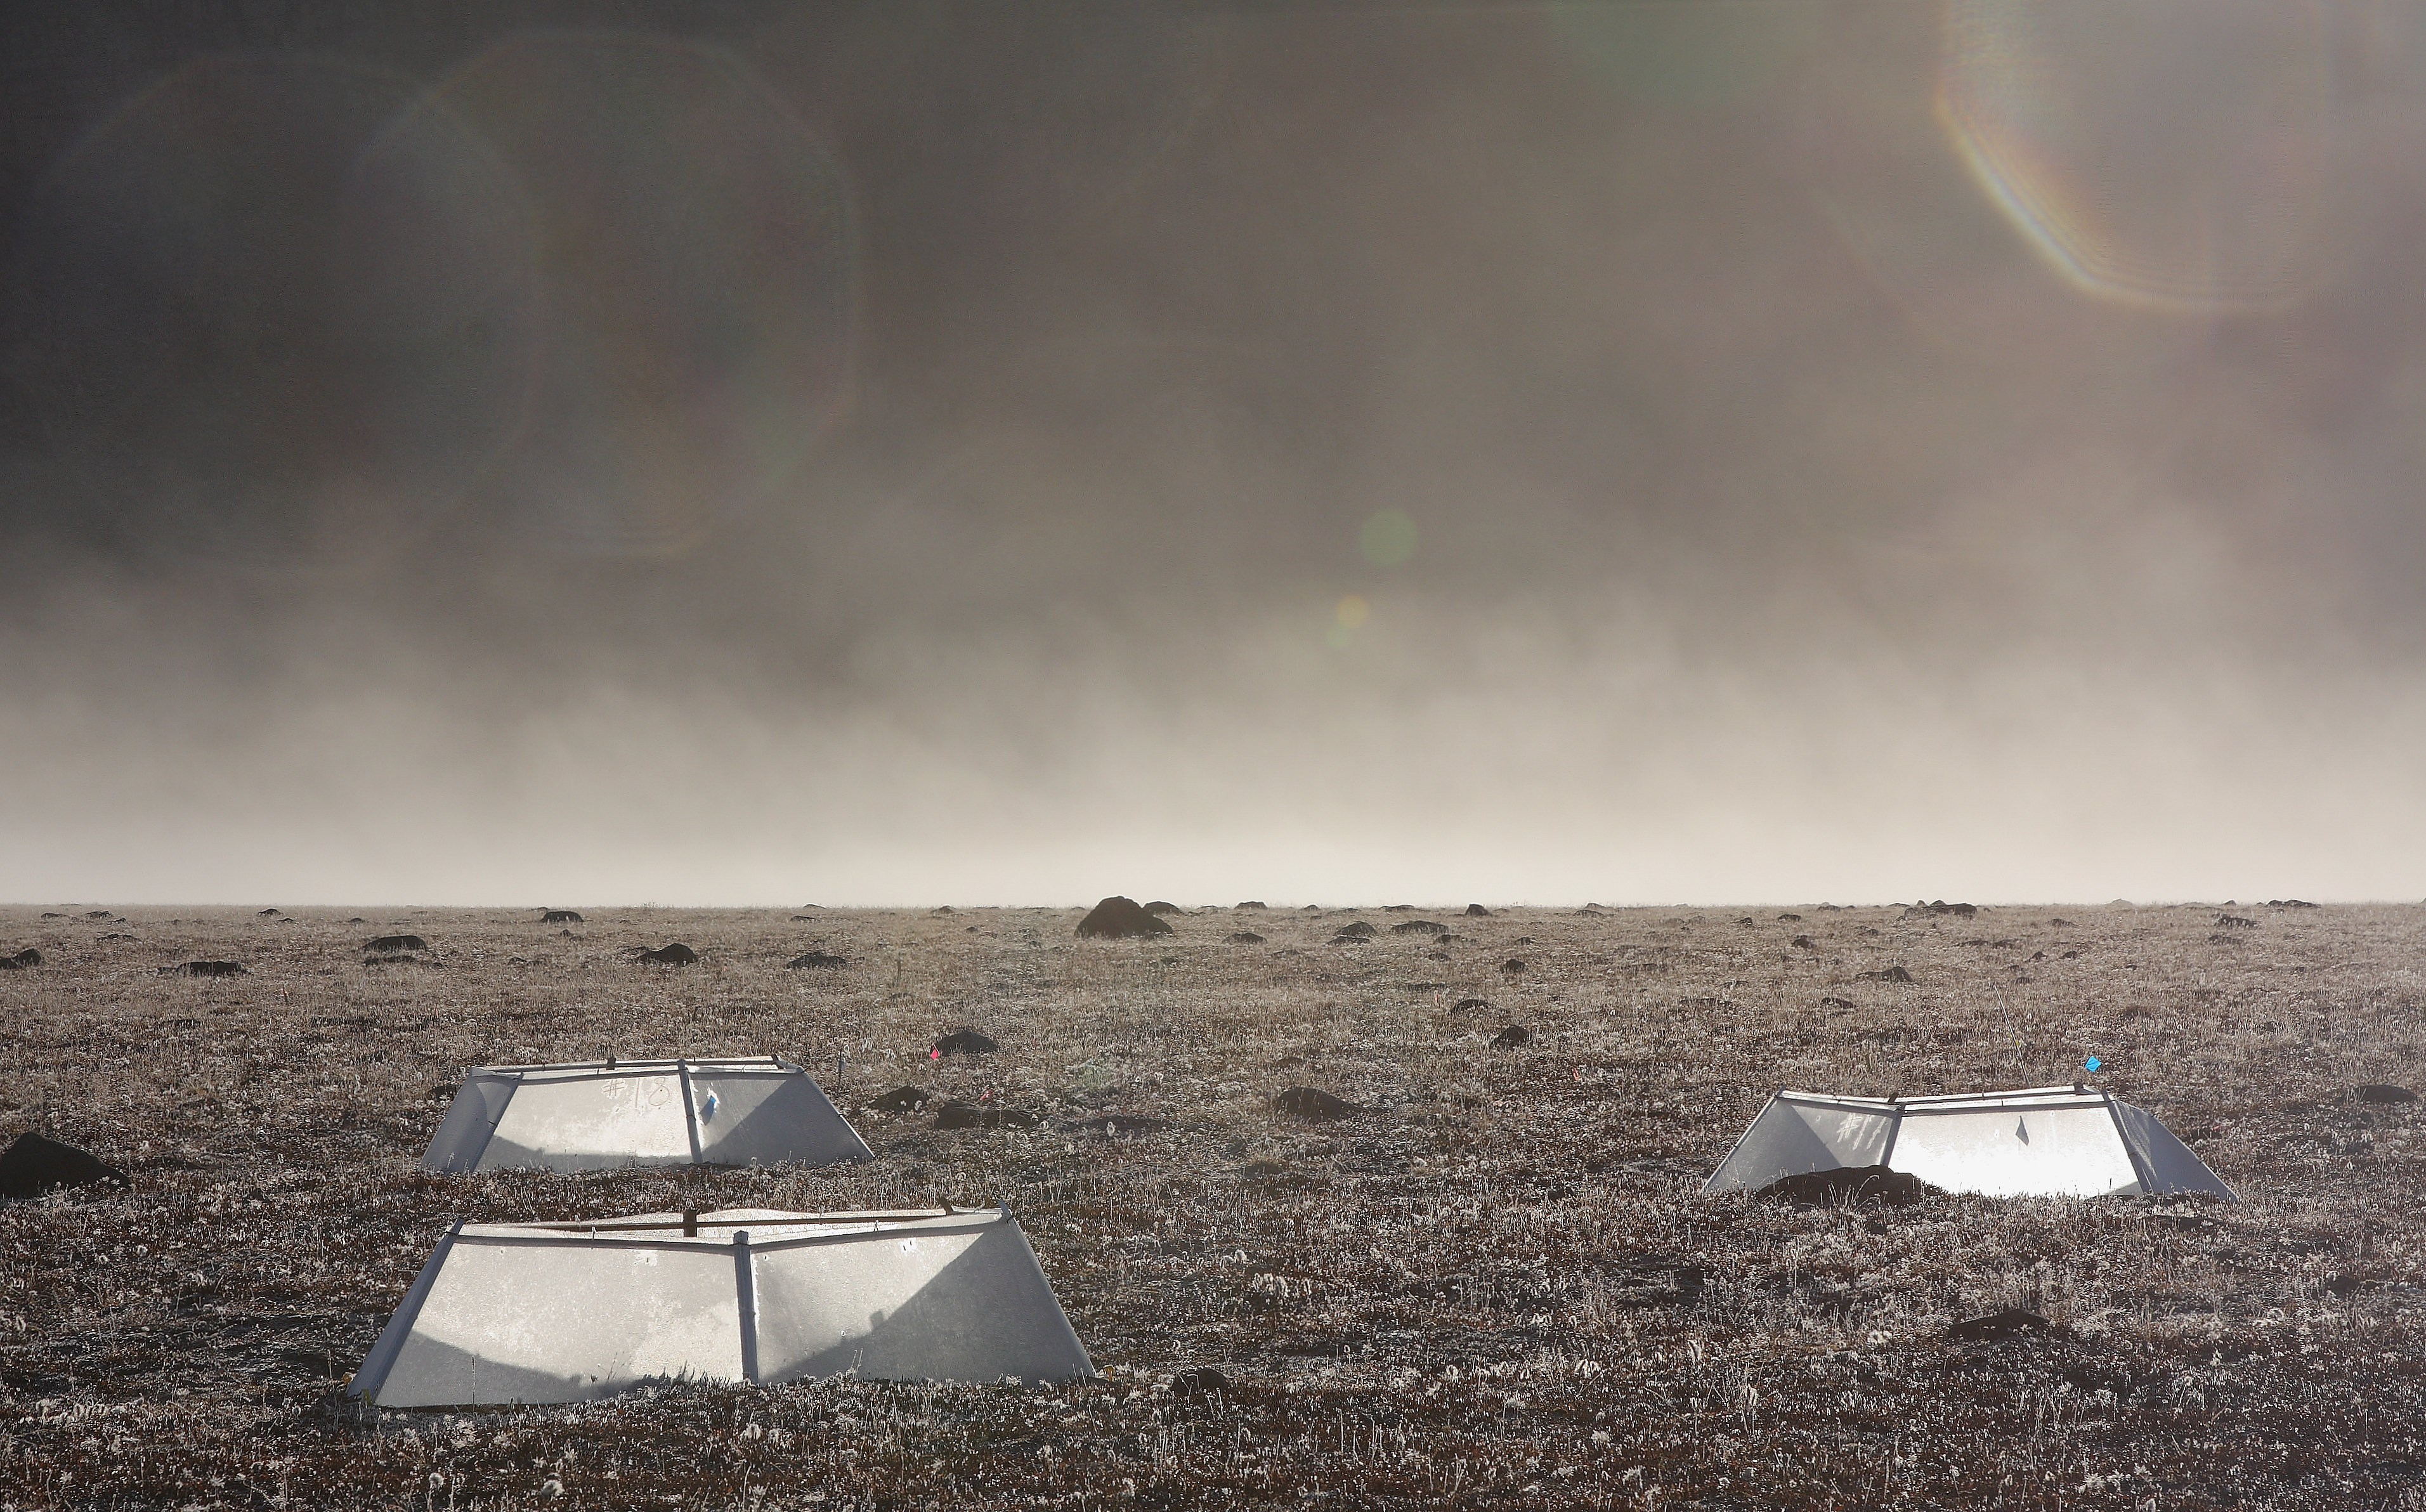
[425,32,857,557]
[1549,0,1817,110]
[1359,509,1418,568]
[1336,594,1370,631]
[14,53,539,568]
[1934,1,2347,315]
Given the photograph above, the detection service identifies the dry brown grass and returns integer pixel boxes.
[1,900,2422,1509]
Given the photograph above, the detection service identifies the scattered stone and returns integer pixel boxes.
[1777,913,1803,922]
[868,1086,932,1114]
[1490,1025,1531,1050]
[1076,896,1171,939]
[1074,1114,1168,1137]
[1754,1165,1935,1207]
[346,916,365,924]
[541,910,584,924]
[1499,958,1528,976]
[364,934,427,953]
[1451,998,1490,1013]
[1170,1365,1229,1397]
[0,948,39,970]
[1791,935,1816,949]
[39,913,63,919]
[786,951,848,969]
[1390,920,1447,935]
[932,1102,1038,1131]
[1333,920,1377,939]
[1226,932,1267,945]
[0,1132,131,1199]
[1464,904,1491,917]
[85,909,112,919]
[258,908,281,916]
[1329,932,1369,946]
[2215,913,2257,929]
[1941,1307,2055,1342]
[932,1028,999,1057]
[2268,899,2319,909]
[790,915,819,922]
[1142,901,1181,916]
[1300,904,1321,912]
[1818,996,1854,1010]
[2356,1085,2418,1105]
[1859,965,1913,984]
[637,943,698,965]
[176,960,248,977]
[1235,901,1266,911]
[1274,1086,1359,1120]
[2049,917,2074,927]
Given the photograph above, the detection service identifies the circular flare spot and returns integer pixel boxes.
[1358,509,1419,568]
[425,33,856,556]
[14,53,540,568]
[1334,594,1371,632]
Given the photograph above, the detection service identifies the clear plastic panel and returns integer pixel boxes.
[478,1069,693,1170]
[368,1236,743,1406]
[1704,1098,1894,1192]
[690,1069,871,1168]
[1888,1103,2139,1197]
[752,1218,1093,1385]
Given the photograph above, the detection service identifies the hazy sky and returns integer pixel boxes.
[6,1,2425,906]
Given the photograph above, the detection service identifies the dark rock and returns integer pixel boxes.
[1329,933,1368,946]
[1451,997,1490,1013]
[2357,1085,2418,1104]
[1941,1307,2055,1342]
[868,1086,932,1113]
[1777,913,1803,922]
[1142,901,1182,916]
[364,934,427,953]
[1274,1086,1359,1120]
[258,908,280,916]
[1754,1165,1936,1207]
[1076,896,1171,939]
[1499,958,1528,975]
[1791,935,1816,949]
[39,913,63,919]
[541,910,584,924]
[1464,903,1491,917]
[1859,965,1913,984]
[2215,913,2258,929]
[786,951,849,968]
[932,1101,1038,1131]
[1490,1024,1531,1050]
[1901,901,1976,919]
[1170,1365,1229,1397]
[85,909,111,919]
[1513,936,1533,946]
[1226,932,1267,945]
[1391,919,1447,935]
[790,914,818,922]
[1235,901,1266,911]
[932,1028,998,1056]
[2268,899,2319,908]
[1074,1114,1168,1137]
[0,1132,130,1199]
[346,917,365,924]
[637,943,699,965]
[176,960,247,977]
[1818,996,1854,1010]
[0,948,38,969]
[1333,920,1377,938]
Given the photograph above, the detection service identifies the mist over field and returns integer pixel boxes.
[6,1,2426,905]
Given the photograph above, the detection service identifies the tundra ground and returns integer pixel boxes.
[1,901,2420,1509]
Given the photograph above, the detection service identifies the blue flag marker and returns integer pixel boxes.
[2084,1056,2101,1073]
